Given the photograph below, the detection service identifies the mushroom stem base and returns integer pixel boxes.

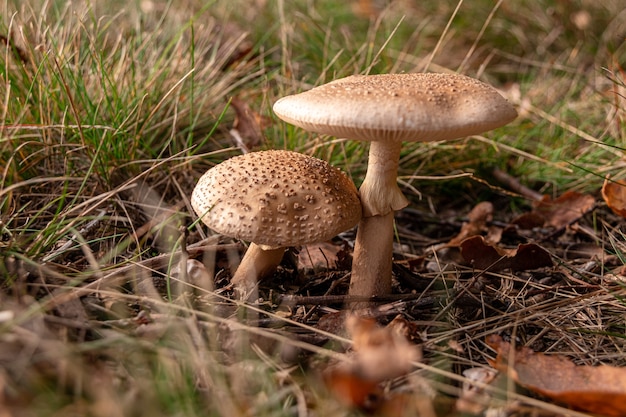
[231,243,286,300]
[348,211,394,307]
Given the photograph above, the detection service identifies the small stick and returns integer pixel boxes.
[492,168,543,201]
[278,292,437,306]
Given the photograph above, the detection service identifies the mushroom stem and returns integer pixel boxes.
[358,140,408,217]
[350,140,406,306]
[349,210,394,304]
[231,243,286,300]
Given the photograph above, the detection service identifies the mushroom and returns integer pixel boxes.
[273,73,517,301]
[191,150,362,300]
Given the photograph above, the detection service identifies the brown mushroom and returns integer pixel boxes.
[273,73,517,302]
[191,150,362,300]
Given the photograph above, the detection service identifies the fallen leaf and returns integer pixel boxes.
[495,177,596,231]
[347,315,421,382]
[323,315,421,410]
[297,241,342,272]
[447,201,494,246]
[509,211,545,230]
[563,243,607,261]
[323,366,382,410]
[531,191,595,229]
[602,177,626,218]
[374,391,437,417]
[316,311,349,336]
[229,96,268,151]
[487,334,626,417]
[387,315,424,345]
[460,235,552,271]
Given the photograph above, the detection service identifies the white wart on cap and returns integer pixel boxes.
[191,150,361,297]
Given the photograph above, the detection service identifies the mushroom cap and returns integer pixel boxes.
[273,73,517,142]
[191,150,362,249]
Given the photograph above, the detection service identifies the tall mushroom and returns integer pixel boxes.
[273,73,517,301]
[191,150,362,300]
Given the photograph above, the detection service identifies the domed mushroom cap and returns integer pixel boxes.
[273,73,517,142]
[191,150,362,249]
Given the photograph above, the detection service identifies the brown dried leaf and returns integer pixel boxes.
[297,241,342,272]
[487,334,626,417]
[460,235,552,271]
[347,315,421,382]
[323,315,421,410]
[448,201,494,246]
[533,191,596,229]
[564,243,607,261]
[510,191,595,231]
[602,177,626,218]
[509,211,546,230]
[323,367,381,410]
[316,311,348,336]
[230,96,267,151]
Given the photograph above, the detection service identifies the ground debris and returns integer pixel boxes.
[459,235,553,271]
[487,334,626,417]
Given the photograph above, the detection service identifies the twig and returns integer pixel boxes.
[492,168,543,201]
[277,292,437,307]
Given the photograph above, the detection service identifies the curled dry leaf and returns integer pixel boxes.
[487,334,626,417]
[447,201,495,246]
[602,177,626,218]
[512,191,596,230]
[229,96,269,151]
[535,191,596,229]
[434,201,502,273]
[460,235,552,271]
[323,315,422,411]
[346,315,421,382]
[297,241,342,272]
[323,367,381,410]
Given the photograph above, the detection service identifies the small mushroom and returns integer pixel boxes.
[191,150,362,300]
[273,73,517,301]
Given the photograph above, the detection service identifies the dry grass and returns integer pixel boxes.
[1,0,626,415]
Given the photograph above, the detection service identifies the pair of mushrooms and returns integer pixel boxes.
[192,73,517,302]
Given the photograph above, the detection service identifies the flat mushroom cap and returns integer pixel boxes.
[191,150,362,249]
[273,73,517,142]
